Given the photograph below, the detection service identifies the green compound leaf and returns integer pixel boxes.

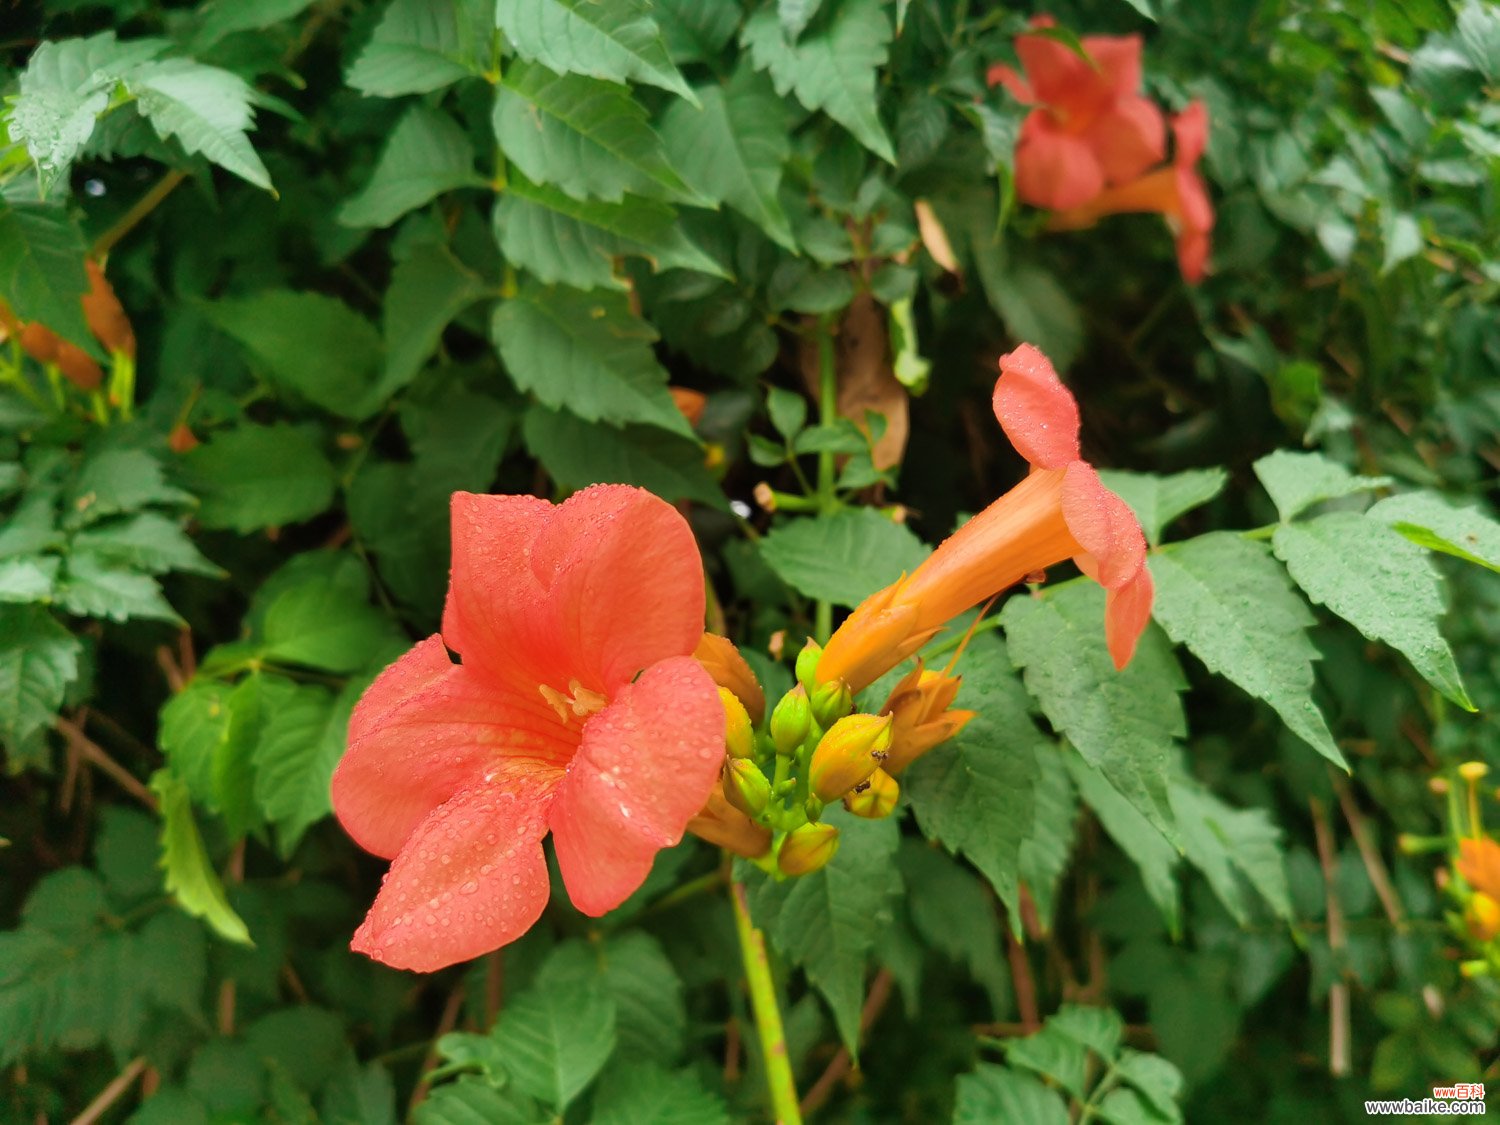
[954,1064,1069,1125]
[494,63,697,204]
[537,933,687,1064]
[131,59,273,191]
[1098,468,1228,546]
[1170,775,1292,925]
[346,0,493,97]
[411,1079,540,1125]
[492,173,725,291]
[1015,743,1077,931]
[67,447,193,526]
[590,1062,731,1125]
[261,566,404,673]
[758,810,902,1054]
[1273,511,1475,711]
[339,106,485,229]
[379,240,488,402]
[493,283,691,436]
[741,0,895,162]
[1252,450,1390,522]
[151,770,253,945]
[758,506,928,607]
[1150,533,1343,768]
[0,604,80,758]
[496,0,695,102]
[523,406,725,507]
[54,551,180,623]
[1368,491,1500,573]
[1003,582,1185,845]
[658,69,797,249]
[904,635,1045,927]
[489,971,616,1111]
[73,512,223,577]
[178,423,338,533]
[251,679,361,858]
[205,290,383,419]
[0,199,93,350]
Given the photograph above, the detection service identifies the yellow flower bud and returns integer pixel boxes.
[844,768,899,819]
[725,759,772,818]
[777,822,839,876]
[720,688,754,760]
[686,781,772,859]
[1467,892,1500,942]
[770,685,813,757]
[809,713,892,802]
[1460,761,1491,783]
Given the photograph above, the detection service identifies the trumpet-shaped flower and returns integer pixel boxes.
[988,17,1166,211]
[332,485,724,972]
[1459,836,1500,900]
[880,661,977,774]
[817,344,1154,693]
[1048,102,1214,282]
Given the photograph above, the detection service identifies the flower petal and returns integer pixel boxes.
[1081,94,1166,186]
[551,656,723,915]
[351,782,552,972]
[987,62,1034,102]
[1104,565,1154,670]
[333,636,572,860]
[442,491,554,687]
[1015,31,1105,116]
[1061,462,1147,590]
[532,485,707,694]
[1082,33,1144,96]
[992,344,1082,470]
[1015,121,1106,211]
[1460,837,1500,900]
[1173,101,1210,168]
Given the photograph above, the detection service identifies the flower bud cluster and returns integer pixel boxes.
[1424,760,1500,976]
[698,637,971,880]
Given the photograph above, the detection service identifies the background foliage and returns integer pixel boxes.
[2,0,1499,1121]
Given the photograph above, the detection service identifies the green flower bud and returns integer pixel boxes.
[795,638,824,690]
[725,759,772,818]
[844,768,899,819]
[810,679,854,728]
[808,713,893,803]
[777,822,840,876]
[719,687,755,760]
[770,685,813,757]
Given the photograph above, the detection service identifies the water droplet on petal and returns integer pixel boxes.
[459,880,479,895]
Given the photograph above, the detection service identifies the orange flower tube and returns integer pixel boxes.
[816,344,1154,694]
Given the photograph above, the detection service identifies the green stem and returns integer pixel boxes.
[813,315,839,642]
[731,881,803,1125]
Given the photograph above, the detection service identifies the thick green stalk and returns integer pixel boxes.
[731,881,802,1125]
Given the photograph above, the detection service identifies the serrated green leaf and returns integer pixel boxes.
[1273,512,1474,710]
[489,974,616,1111]
[1005,1024,1090,1098]
[1150,533,1343,767]
[0,199,93,350]
[495,63,696,204]
[55,550,179,623]
[151,770,253,944]
[536,933,687,1063]
[0,556,59,603]
[1097,469,1228,546]
[523,405,724,507]
[346,0,491,96]
[1049,1004,1124,1060]
[590,1062,731,1125]
[1114,1049,1183,1121]
[191,0,318,50]
[1368,492,1500,573]
[321,1059,398,1125]
[377,249,488,411]
[159,678,237,810]
[68,446,193,526]
[761,810,901,1052]
[492,173,725,290]
[131,59,273,191]
[1015,743,1076,931]
[1002,583,1185,843]
[905,635,1043,925]
[0,604,79,757]
[758,507,928,607]
[72,512,222,577]
[497,0,694,101]
[778,0,826,39]
[953,1064,1070,1125]
[897,842,1010,1012]
[742,0,894,162]
[1457,0,1500,80]
[659,69,796,249]
[411,1078,540,1125]
[261,572,403,673]
[178,424,338,533]
[206,290,382,418]
[766,385,808,440]
[1171,776,1291,924]
[493,283,689,435]
[1252,450,1390,523]
[975,254,1083,372]
[339,106,485,229]
[1065,755,1179,933]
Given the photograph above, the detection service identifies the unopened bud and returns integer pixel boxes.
[725,759,772,818]
[720,688,754,760]
[770,685,812,757]
[1430,777,1451,796]
[1461,959,1490,979]
[809,713,892,802]
[1467,892,1500,942]
[844,768,899,819]
[795,639,823,690]
[754,482,777,511]
[777,822,839,876]
[811,679,853,728]
[1460,761,1491,783]
[686,781,772,859]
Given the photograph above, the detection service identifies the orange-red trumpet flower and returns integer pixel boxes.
[816,344,1153,693]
